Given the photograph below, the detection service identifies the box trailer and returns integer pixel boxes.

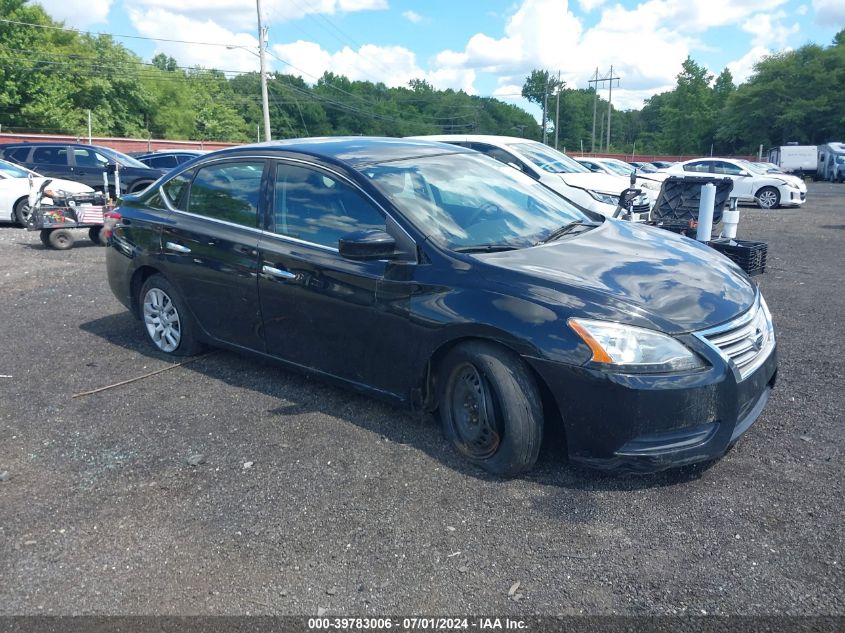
[767,144,817,177]
[817,142,845,182]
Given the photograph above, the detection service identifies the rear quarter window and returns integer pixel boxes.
[32,147,68,166]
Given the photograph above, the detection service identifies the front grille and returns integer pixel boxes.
[633,202,651,213]
[696,296,775,381]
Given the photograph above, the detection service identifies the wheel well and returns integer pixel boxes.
[422,336,564,437]
[12,195,27,222]
[129,266,161,317]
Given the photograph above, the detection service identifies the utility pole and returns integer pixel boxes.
[589,68,598,153]
[87,110,92,144]
[606,64,618,152]
[589,67,620,152]
[256,0,271,142]
[542,78,548,145]
[554,71,561,150]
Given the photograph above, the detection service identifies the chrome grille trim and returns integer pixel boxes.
[694,294,775,381]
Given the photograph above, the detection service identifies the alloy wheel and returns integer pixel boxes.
[758,189,778,209]
[143,287,182,353]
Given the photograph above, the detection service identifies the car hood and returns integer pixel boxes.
[33,177,93,193]
[553,171,631,194]
[477,220,756,334]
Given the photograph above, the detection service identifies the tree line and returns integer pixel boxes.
[1,0,842,155]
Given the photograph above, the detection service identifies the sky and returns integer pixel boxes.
[32,0,845,116]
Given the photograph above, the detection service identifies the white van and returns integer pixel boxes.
[767,145,816,177]
[817,143,845,182]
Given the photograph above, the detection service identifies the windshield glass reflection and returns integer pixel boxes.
[361,152,592,250]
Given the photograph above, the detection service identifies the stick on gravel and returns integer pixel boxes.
[71,352,217,398]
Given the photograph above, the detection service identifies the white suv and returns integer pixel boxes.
[409,135,652,218]
[661,158,806,209]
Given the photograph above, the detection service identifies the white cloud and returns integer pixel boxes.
[428,0,800,109]
[127,0,387,32]
[742,11,800,48]
[127,8,262,72]
[577,0,605,11]
[402,10,424,24]
[272,41,475,92]
[812,0,845,25]
[36,0,112,26]
[727,46,771,84]
[796,4,808,16]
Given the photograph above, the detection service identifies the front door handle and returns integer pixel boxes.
[166,241,191,254]
[262,265,296,280]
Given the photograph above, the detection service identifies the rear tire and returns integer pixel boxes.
[47,229,74,250]
[139,274,201,356]
[756,186,780,209]
[438,341,543,476]
[88,226,106,246]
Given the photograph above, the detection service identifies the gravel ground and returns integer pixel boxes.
[0,183,842,617]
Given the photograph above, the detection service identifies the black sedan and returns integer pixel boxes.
[105,138,777,476]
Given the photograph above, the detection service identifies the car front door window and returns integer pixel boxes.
[272,163,386,248]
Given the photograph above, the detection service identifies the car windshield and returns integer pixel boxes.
[598,160,635,177]
[0,159,35,178]
[743,161,779,175]
[360,152,594,250]
[97,146,149,168]
[509,142,589,174]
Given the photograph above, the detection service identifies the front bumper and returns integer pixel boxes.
[527,342,777,473]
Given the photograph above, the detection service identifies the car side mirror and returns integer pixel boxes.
[338,230,397,260]
[738,170,750,177]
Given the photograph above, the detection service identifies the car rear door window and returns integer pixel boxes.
[272,163,385,249]
[712,161,743,176]
[32,147,68,166]
[147,155,179,169]
[187,161,264,228]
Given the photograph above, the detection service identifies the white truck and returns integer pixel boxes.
[817,142,845,182]
[767,144,817,177]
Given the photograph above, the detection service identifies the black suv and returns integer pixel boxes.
[0,143,166,195]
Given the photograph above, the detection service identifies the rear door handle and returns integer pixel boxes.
[262,265,296,280]
[166,241,191,254]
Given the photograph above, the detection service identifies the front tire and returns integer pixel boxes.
[14,197,32,226]
[756,186,780,209]
[438,341,543,476]
[47,229,74,250]
[139,274,201,356]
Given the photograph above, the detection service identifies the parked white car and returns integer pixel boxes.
[408,135,652,218]
[575,157,669,195]
[742,160,809,194]
[661,157,806,209]
[0,159,94,225]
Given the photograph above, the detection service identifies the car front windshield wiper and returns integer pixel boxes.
[452,243,522,254]
[535,220,600,245]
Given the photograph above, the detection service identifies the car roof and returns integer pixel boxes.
[201,136,471,169]
[408,134,538,147]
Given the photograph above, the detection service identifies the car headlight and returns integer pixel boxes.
[639,180,660,191]
[568,318,705,372]
[587,190,620,205]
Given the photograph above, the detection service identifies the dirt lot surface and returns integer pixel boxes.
[0,183,843,617]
